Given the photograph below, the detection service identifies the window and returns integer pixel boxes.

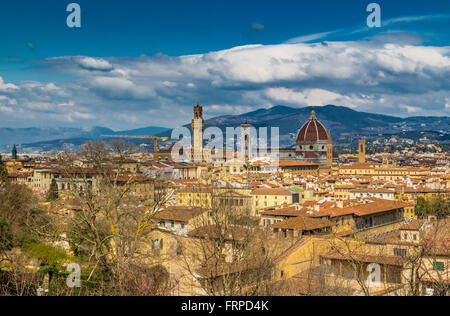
[394,248,406,257]
[171,221,175,228]
[433,261,445,271]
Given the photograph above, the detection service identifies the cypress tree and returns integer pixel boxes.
[11,144,17,160]
[47,178,59,201]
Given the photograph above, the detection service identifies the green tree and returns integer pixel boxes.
[430,196,449,217]
[415,196,430,218]
[0,218,13,252]
[47,179,59,202]
[415,195,449,218]
[0,184,54,245]
[0,154,8,185]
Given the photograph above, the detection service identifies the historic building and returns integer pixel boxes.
[280,107,336,165]
[191,100,205,162]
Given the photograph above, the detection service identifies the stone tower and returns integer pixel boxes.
[358,139,366,164]
[241,122,252,160]
[191,100,204,162]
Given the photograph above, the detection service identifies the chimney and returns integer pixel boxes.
[314,204,320,212]
[336,200,344,208]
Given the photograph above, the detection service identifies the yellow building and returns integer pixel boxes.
[251,188,293,216]
[177,186,253,214]
[339,164,430,180]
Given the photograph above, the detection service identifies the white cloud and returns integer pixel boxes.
[399,104,421,114]
[205,104,257,115]
[78,57,113,71]
[0,77,19,92]
[1,41,449,128]
[265,88,342,106]
[284,14,450,44]
[90,77,155,99]
[162,81,177,87]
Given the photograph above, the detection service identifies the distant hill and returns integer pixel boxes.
[0,126,114,147]
[158,105,449,146]
[0,126,170,150]
[203,105,449,137]
[112,126,169,136]
[2,105,448,152]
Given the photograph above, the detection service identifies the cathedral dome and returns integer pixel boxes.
[296,107,330,143]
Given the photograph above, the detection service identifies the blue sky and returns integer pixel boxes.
[0,0,449,129]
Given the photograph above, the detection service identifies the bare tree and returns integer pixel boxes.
[177,183,279,296]
[56,140,173,294]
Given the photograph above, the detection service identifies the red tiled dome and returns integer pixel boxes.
[296,108,330,143]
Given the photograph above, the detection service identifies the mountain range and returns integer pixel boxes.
[0,126,170,147]
[1,105,448,153]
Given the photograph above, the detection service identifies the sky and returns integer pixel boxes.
[0,0,449,130]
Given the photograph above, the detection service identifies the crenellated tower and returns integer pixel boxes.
[192,99,204,162]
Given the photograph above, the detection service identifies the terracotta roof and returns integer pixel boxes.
[320,198,408,218]
[154,207,205,223]
[400,219,424,231]
[322,251,405,266]
[278,161,319,167]
[252,188,291,195]
[271,215,336,231]
[296,109,329,143]
[261,206,303,217]
[350,188,395,193]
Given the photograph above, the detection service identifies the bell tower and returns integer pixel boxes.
[358,139,366,164]
[241,122,252,160]
[192,99,204,162]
